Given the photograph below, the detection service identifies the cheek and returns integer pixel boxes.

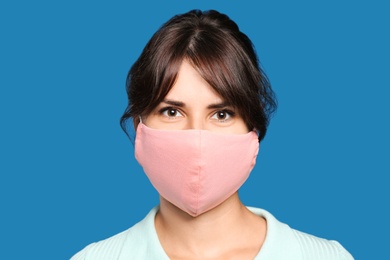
[234,116,251,134]
[141,115,186,130]
[237,121,251,134]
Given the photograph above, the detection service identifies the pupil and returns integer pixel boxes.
[218,112,226,119]
[169,109,176,116]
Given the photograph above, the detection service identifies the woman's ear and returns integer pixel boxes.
[133,116,141,130]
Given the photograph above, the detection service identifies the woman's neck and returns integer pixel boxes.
[154,193,267,260]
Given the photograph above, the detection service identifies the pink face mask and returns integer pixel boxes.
[135,123,259,217]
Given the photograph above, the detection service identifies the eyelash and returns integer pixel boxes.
[211,109,236,122]
[158,107,183,119]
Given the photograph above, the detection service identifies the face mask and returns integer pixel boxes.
[134,122,259,217]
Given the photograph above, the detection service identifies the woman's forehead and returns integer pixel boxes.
[164,60,225,103]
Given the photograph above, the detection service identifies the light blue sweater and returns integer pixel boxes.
[71,206,353,259]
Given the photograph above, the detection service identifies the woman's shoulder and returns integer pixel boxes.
[70,228,129,260]
[291,229,354,260]
[70,207,161,260]
[247,207,354,260]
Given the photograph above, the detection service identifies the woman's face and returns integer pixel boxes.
[142,60,249,134]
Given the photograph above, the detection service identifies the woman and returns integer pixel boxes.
[72,10,353,259]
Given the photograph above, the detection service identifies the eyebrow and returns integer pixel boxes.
[162,99,232,109]
[207,101,232,110]
[162,99,185,107]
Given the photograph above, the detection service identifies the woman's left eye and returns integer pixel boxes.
[161,108,183,118]
[211,110,233,122]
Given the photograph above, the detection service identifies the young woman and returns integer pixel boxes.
[72,10,353,260]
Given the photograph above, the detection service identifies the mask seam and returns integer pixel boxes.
[196,130,202,216]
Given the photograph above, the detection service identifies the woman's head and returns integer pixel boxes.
[120,9,277,141]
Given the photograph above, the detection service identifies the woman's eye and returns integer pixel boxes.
[161,108,183,118]
[211,110,232,122]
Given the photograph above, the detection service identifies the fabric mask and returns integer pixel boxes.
[135,122,259,217]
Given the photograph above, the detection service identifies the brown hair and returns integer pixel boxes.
[120,9,277,141]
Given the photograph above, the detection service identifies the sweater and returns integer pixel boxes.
[71,206,353,260]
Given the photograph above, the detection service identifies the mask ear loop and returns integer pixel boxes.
[139,115,143,124]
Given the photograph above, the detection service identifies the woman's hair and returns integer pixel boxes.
[120,9,277,141]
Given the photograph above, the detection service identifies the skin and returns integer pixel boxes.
[138,60,267,260]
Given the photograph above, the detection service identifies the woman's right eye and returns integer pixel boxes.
[160,108,183,118]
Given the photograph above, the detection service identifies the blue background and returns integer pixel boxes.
[1,0,389,259]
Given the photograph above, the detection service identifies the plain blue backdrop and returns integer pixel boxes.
[0,0,389,259]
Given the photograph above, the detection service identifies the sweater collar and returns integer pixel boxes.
[247,207,301,259]
[124,206,301,259]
